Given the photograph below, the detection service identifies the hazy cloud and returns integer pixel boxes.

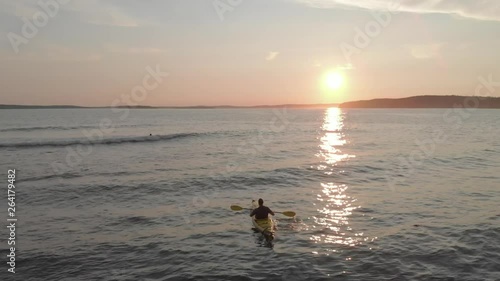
[67,0,140,27]
[337,63,354,70]
[0,0,142,27]
[293,0,500,21]
[266,51,280,61]
[0,0,40,18]
[0,44,102,62]
[409,43,443,59]
[106,46,168,55]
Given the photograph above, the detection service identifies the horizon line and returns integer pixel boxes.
[1,95,499,109]
[0,103,339,109]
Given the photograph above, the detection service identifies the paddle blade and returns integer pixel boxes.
[230,205,244,211]
[281,211,296,217]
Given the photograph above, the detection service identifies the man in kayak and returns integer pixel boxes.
[250,198,275,219]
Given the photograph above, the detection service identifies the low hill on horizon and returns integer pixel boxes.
[340,95,500,109]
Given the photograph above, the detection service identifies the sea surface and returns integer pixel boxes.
[0,108,499,281]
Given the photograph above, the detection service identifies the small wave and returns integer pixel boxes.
[0,125,99,132]
[0,133,202,149]
[356,207,374,213]
[116,216,158,226]
[20,172,82,182]
[21,170,154,183]
[0,123,158,133]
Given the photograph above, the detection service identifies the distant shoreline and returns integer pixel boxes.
[0,104,337,109]
[339,95,500,109]
[1,95,500,109]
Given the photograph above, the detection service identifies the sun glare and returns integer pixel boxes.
[325,71,344,90]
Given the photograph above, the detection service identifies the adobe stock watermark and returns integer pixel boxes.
[340,0,401,63]
[385,74,500,190]
[7,0,71,54]
[213,0,243,21]
[175,107,294,224]
[50,65,169,175]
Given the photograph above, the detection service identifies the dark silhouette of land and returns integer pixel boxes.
[0,105,85,109]
[0,104,337,109]
[339,95,500,109]
[1,96,499,109]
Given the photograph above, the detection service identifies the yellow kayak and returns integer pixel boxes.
[251,201,276,241]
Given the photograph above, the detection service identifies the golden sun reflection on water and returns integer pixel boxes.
[311,107,364,247]
[317,107,353,168]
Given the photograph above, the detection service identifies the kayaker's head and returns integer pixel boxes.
[258,198,264,206]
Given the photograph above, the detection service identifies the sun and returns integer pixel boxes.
[325,71,344,90]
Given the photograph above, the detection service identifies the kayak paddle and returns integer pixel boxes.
[230,205,248,211]
[230,205,296,217]
[274,211,296,217]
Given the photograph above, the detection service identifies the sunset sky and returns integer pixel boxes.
[1,0,499,106]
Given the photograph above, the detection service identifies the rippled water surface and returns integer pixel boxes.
[0,108,499,280]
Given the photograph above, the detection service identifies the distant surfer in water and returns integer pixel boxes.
[250,198,275,219]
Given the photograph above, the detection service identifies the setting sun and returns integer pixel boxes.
[325,71,344,90]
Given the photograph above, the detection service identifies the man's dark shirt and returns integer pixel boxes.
[250,206,274,220]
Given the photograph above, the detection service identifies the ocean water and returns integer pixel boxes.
[0,108,499,281]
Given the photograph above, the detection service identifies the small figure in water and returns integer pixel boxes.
[250,198,275,219]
